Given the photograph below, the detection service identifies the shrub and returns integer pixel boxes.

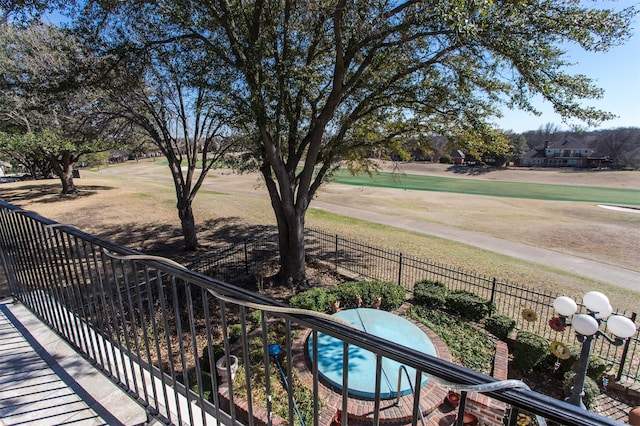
[513,331,549,373]
[289,287,336,312]
[587,355,608,381]
[249,309,263,329]
[228,323,244,344]
[413,279,447,308]
[539,344,607,381]
[539,342,580,374]
[445,290,492,321]
[484,314,516,340]
[563,372,601,409]
[439,155,453,164]
[330,280,406,311]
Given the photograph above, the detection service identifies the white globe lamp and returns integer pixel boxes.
[607,315,637,339]
[571,314,599,336]
[582,291,611,315]
[553,296,577,316]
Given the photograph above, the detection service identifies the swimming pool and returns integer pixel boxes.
[307,308,436,399]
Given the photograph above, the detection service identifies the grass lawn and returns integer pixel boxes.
[328,169,640,206]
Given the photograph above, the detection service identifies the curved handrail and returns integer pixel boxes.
[396,365,427,426]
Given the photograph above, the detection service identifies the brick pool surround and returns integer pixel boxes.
[293,303,454,424]
[219,302,509,425]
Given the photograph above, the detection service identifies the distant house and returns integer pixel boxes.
[518,139,598,168]
[450,149,465,165]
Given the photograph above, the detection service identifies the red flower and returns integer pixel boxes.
[549,317,566,332]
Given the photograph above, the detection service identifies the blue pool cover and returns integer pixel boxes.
[308,308,436,399]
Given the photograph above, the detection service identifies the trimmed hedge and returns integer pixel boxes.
[484,314,516,340]
[413,279,447,308]
[445,290,492,321]
[331,280,406,311]
[289,287,336,312]
[290,280,406,312]
[513,331,549,373]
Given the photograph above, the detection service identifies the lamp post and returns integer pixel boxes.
[552,291,637,409]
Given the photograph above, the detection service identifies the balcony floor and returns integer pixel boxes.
[0,298,149,426]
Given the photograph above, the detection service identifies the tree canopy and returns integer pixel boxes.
[0,22,124,193]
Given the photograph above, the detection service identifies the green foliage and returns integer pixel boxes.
[563,372,601,409]
[413,279,447,308]
[513,331,549,373]
[484,314,516,340]
[439,155,453,164]
[330,280,406,311]
[539,343,608,381]
[445,290,492,321]
[236,323,313,425]
[289,288,336,312]
[249,309,263,329]
[405,306,495,374]
[80,151,110,168]
[586,355,608,381]
[291,281,406,312]
[228,324,244,344]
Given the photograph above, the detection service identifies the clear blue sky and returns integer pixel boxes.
[496,0,640,133]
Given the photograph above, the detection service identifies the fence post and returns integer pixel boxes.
[398,253,403,287]
[616,311,637,381]
[244,239,249,275]
[335,234,339,270]
[490,277,497,307]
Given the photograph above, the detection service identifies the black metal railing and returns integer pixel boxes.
[0,200,629,426]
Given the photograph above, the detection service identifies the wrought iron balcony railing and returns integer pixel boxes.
[0,200,623,426]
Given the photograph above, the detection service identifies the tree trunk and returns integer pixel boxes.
[48,151,77,194]
[263,163,308,287]
[277,211,307,287]
[60,170,76,194]
[178,199,198,251]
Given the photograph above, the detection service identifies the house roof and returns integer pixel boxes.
[522,148,546,159]
[546,139,589,150]
[450,149,465,158]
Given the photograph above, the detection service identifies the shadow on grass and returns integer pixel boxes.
[88,217,277,264]
[0,181,115,204]
[446,165,496,175]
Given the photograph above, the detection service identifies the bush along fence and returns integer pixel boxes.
[187,227,640,384]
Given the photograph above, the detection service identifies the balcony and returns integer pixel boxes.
[0,200,633,426]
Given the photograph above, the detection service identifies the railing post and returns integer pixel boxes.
[616,312,637,381]
[456,391,468,426]
[397,253,403,287]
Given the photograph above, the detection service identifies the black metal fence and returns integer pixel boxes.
[0,200,628,426]
[189,227,640,384]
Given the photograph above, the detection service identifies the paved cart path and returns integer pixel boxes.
[311,201,640,292]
